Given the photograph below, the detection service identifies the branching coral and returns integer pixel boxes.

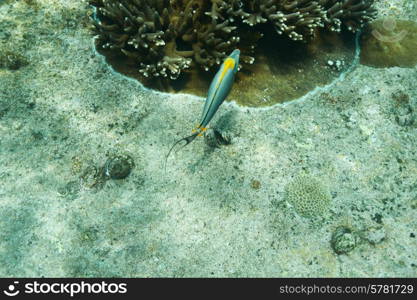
[89,0,376,80]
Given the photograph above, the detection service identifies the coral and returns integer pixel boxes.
[89,0,376,80]
[331,226,357,254]
[360,19,417,68]
[284,174,332,217]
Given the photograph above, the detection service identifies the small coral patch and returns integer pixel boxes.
[284,174,332,218]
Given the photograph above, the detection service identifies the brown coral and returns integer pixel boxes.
[89,0,376,81]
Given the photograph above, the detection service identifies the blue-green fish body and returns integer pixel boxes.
[199,49,240,129]
[165,49,240,169]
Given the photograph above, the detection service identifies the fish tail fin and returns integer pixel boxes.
[164,132,200,173]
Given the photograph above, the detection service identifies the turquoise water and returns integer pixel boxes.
[0,0,416,277]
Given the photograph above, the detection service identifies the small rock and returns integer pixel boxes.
[395,105,415,127]
[0,51,28,70]
[204,129,231,148]
[103,154,134,180]
[363,226,386,245]
[250,179,261,190]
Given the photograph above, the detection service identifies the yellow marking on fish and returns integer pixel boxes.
[216,58,235,89]
[192,126,207,134]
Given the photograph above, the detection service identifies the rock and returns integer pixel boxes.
[103,154,135,180]
[331,226,358,255]
[204,129,231,148]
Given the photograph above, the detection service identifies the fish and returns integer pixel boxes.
[164,49,240,171]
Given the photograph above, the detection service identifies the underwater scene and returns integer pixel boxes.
[0,0,416,277]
